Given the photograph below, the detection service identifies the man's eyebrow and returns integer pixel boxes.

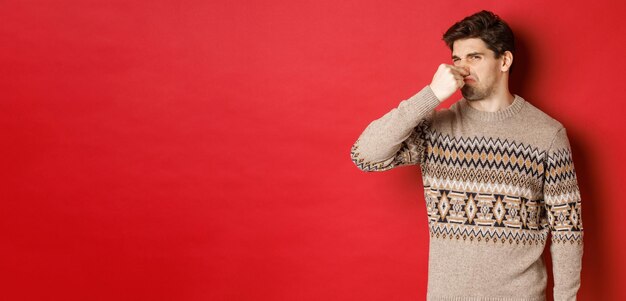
[451,52,485,59]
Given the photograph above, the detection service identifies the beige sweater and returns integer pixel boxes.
[350,85,584,301]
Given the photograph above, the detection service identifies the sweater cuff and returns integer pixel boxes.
[404,85,443,118]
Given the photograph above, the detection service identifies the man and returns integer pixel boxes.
[350,10,584,301]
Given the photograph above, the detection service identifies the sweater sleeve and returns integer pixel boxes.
[350,84,441,172]
[542,127,585,301]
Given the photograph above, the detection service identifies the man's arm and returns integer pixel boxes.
[543,126,585,301]
[350,84,441,172]
[349,64,469,172]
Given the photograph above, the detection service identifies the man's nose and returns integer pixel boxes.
[459,65,470,76]
[454,60,471,74]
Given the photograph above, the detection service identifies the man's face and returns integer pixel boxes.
[451,38,504,101]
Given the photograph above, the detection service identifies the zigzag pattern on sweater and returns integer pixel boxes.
[543,143,584,244]
[423,131,546,178]
[351,123,583,246]
[544,148,581,204]
[428,220,548,246]
[421,131,583,246]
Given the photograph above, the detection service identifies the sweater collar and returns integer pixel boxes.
[459,94,526,122]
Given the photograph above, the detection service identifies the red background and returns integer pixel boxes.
[2,1,625,300]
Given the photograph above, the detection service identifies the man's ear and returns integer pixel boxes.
[501,51,513,72]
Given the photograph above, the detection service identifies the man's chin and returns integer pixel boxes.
[462,87,486,101]
[461,90,476,101]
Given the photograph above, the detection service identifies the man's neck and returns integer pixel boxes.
[467,87,515,112]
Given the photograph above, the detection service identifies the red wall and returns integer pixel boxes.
[2,1,624,300]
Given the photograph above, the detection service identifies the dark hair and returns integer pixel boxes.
[442,10,515,74]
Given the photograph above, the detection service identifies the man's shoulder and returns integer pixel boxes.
[518,97,564,131]
[508,96,570,152]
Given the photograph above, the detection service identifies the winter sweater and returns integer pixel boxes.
[350,85,584,301]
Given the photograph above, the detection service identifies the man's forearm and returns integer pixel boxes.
[351,84,441,166]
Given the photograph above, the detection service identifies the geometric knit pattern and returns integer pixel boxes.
[543,145,584,245]
[351,119,584,247]
[425,187,549,246]
[350,85,585,300]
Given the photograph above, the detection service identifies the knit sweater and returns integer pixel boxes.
[350,85,584,301]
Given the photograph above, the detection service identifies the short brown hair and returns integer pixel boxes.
[443,10,515,74]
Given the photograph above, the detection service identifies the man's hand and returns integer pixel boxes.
[428,64,470,102]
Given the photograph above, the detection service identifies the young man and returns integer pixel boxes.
[350,10,584,301]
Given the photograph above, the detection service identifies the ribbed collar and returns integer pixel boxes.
[459,94,526,122]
